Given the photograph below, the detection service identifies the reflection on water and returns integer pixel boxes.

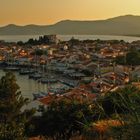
[0,70,48,100]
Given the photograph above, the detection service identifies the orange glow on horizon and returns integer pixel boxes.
[0,0,140,26]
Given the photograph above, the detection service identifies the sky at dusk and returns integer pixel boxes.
[0,0,140,26]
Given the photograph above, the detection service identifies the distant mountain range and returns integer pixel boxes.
[0,15,140,36]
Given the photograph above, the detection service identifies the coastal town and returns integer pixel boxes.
[0,35,140,106]
[1,0,140,139]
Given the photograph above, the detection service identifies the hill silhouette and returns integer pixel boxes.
[0,15,140,35]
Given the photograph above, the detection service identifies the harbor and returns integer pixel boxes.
[0,35,140,106]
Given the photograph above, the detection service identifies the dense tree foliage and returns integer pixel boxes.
[116,49,140,66]
[69,37,80,46]
[19,35,58,45]
[97,86,140,117]
[0,72,35,140]
[0,72,140,139]
[28,98,94,140]
[30,49,47,56]
[26,86,139,139]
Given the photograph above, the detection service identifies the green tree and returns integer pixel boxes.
[0,72,35,140]
[30,97,94,140]
[116,50,140,66]
[31,49,48,56]
[69,37,80,46]
[26,85,140,140]
[115,56,125,65]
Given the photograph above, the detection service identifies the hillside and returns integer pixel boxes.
[0,15,140,35]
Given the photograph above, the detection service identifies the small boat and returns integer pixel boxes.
[33,93,43,100]
[40,91,48,96]
[40,78,57,84]
[33,91,48,100]
[33,73,42,80]
[19,69,30,75]
[29,72,42,80]
[4,67,20,72]
[29,74,34,79]
[49,84,71,94]
[19,69,36,75]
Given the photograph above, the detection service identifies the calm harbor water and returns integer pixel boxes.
[0,70,48,100]
[0,35,140,43]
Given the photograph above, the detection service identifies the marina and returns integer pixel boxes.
[0,66,74,101]
[0,69,48,99]
[0,34,140,106]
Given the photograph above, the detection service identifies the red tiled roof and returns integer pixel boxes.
[29,136,44,140]
[38,95,55,105]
